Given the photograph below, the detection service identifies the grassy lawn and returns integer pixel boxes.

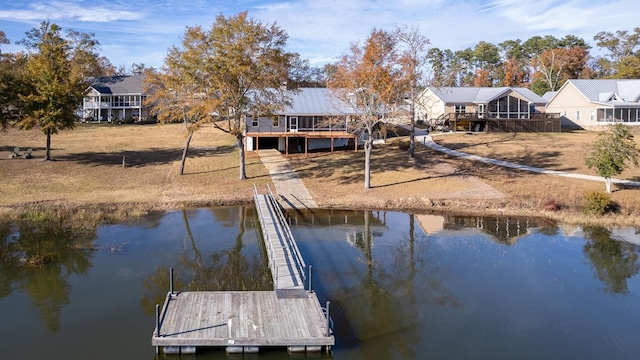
[287,130,640,225]
[0,123,272,213]
[1,124,639,225]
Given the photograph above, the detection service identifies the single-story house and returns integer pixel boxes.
[415,86,558,132]
[545,79,640,129]
[82,75,149,123]
[245,88,359,154]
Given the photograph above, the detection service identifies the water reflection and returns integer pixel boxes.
[141,207,272,315]
[442,215,558,244]
[583,225,640,295]
[289,210,463,359]
[0,218,96,333]
[1,208,640,360]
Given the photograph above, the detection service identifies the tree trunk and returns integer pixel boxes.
[364,139,372,189]
[605,177,612,193]
[408,118,416,159]
[179,131,194,175]
[237,134,247,180]
[45,128,51,161]
[408,94,415,159]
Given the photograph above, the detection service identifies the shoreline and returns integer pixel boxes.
[2,125,639,228]
[1,194,636,228]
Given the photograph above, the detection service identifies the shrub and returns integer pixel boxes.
[391,138,410,151]
[583,191,617,215]
[543,199,561,212]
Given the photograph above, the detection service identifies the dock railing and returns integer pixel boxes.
[253,184,306,289]
[266,184,306,285]
[253,185,278,286]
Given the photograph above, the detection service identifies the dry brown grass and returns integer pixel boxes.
[2,124,640,226]
[0,123,272,218]
[287,132,640,226]
[426,131,640,225]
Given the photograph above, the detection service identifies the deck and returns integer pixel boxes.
[151,187,333,355]
[152,291,331,348]
[246,130,358,155]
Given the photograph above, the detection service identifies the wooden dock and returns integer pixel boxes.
[151,186,334,355]
[253,186,306,290]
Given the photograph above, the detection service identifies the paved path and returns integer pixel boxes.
[415,133,640,187]
[258,149,318,210]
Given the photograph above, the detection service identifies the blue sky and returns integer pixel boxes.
[0,0,638,69]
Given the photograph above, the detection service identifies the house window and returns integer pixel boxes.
[455,104,466,113]
[251,116,258,127]
[576,110,581,121]
[272,116,279,127]
[590,111,595,121]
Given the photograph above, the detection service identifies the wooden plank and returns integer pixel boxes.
[151,192,333,350]
[152,292,334,346]
[152,292,333,348]
[255,192,305,290]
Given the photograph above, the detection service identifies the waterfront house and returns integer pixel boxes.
[245,88,359,154]
[415,86,558,132]
[82,75,149,123]
[545,79,640,129]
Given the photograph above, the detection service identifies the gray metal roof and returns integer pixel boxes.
[89,75,145,95]
[282,88,356,115]
[567,79,640,106]
[542,91,557,101]
[428,86,547,104]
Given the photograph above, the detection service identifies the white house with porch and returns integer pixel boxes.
[82,75,149,123]
[545,79,640,129]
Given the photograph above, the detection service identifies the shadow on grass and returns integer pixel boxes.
[433,136,577,172]
[370,172,454,189]
[289,143,445,186]
[434,132,519,151]
[185,162,271,179]
[55,145,236,167]
[289,139,572,187]
[0,146,48,153]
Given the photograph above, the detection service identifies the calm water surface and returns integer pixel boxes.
[1,207,639,359]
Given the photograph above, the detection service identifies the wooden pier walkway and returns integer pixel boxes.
[151,186,333,355]
[253,185,306,291]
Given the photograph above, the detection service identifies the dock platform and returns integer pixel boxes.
[151,186,333,355]
[152,291,331,350]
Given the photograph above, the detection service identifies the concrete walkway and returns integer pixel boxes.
[257,149,318,210]
[415,133,640,187]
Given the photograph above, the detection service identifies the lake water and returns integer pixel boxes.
[1,207,639,359]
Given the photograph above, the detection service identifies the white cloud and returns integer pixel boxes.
[1,0,638,69]
[0,1,142,23]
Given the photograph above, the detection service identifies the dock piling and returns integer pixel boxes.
[326,301,331,337]
[155,304,160,336]
[169,267,174,294]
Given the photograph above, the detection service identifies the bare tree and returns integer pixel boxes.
[395,25,430,159]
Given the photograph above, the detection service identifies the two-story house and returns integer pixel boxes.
[83,75,149,123]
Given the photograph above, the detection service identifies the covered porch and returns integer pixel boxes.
[246,130,358,156]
